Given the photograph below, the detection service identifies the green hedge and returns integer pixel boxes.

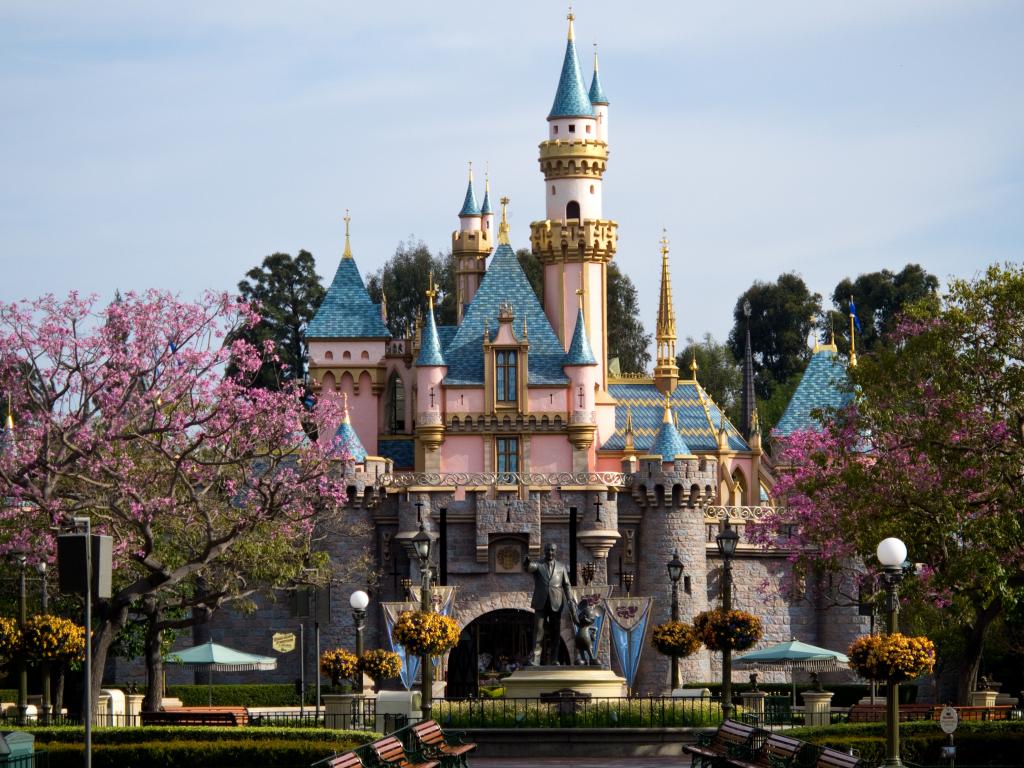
[787,720,1024,762]
[163,683,307,707]
[436,698,723,728]
[26,725,374,746]
[40,739,345,768]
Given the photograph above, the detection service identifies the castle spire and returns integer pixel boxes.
[589,43,609,105]
[342,209,353,259]
[481,169,492,215]
[459,162,481,217]
[417,272,446,367]
[332,392,368,463]
[548,7,595,119]
[653,230,679,395]
[497,196,511,245]
[740,298,757,441]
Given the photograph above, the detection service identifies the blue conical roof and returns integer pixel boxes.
[332,400,368,463]
[649,403,691,459]
[307,256,390,339]
[480,187,492,215]
[564,308,597,366]
[549,37,596,119]
[775,347,851,437]
[589,61,608,105]
[459,178,481,217]
[417,304,446,367]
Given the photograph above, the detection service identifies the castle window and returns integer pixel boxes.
[553,125,558,134]
[565,200,580,220]
[388,372,405,432]
[569,124,576,133]
[496,436,519,475]
[325,351,334,360]
[496,350,517,403]
[585,124,591,134]
[551,185,556,196]
[590,185,595,194]
[343,350,351,360]
[361,350,369,360]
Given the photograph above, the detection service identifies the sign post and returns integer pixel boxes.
[939,705,959,768]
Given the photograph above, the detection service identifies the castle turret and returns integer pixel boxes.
[531,10,616,393]
[453,163,491,322]
[332,393,368,464]
[481,171,495,236]
[589,44,609,143]
[654,232,680,395]
[415,273,447,471]
[740,298,756,441]
[564,292,598,470]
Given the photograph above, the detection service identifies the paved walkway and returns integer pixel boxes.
[473,758,690,768]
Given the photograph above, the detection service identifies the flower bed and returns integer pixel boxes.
[847,633,935,682]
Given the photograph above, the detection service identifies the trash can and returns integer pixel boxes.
[0,731,35,767]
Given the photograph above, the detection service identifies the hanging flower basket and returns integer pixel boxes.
[22,614,85,663]
[0,617,21,663]
[650,621,702,657]
[693,609,763,652]
[393,611,461,657]
[320,648,358,687]
[847,633,935,682]
[359,649,403,683]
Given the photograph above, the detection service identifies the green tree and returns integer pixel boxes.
[366,240,454,336]
[607,263,652,374]
[728,273,822,400]
[827,263,939,354]
[677,334,741,420]
[760,263,1024,703]
[516,248,544,301]
[230,251,325,390]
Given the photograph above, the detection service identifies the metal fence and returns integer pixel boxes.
[432,695,724,728]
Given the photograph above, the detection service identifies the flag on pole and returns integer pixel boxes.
[848,298,862,333]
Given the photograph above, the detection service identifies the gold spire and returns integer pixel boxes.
[342,209,353,259]
[498,196,511,245]
[690,348,699,379]
[848,294,858,367]
[484,166,490,195]
[653,229,680,394]
[593,42,599,73]
[576,287,585,313]
[662,393,673,424]
[468,161,473,183]
[624,403,635,452]
[381,290,388,324]
[567,5,575,40]
[341,392,350,423]
[426,272,436,311]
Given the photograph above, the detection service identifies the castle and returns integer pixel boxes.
[204,12,862,696]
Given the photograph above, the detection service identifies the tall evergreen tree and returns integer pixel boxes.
[230,250,325,390]
[607,263,652,374]
[677,333,741,420]
[366,240,454,336]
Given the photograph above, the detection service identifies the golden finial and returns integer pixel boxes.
[576,287,585,312]
[690,348,699,378]
[426,271,436,310]
[624,403,635,452]
[342,209,353,259]
[484,164,489,193]
[848,294,858,367]
[567,5,575,40]
[341,391,350,421]
[752,405,760,431]
[523,315,528,339]
[662,393,673,424]
[381,290,388,323]
[593,42,599,72]
[498,195,511,245]
[659,228,670,259]
[467,160,473,183]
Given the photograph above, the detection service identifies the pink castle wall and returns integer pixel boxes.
[441,436,485,473]
[530,435,572,474]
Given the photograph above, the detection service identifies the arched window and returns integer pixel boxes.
[565,200,580,220]
[324,351,334,360]
[731,468,747,506]
[496,350,517,403]
[342,350,351,360]
[388,373,405,432]
[361,350,369,360]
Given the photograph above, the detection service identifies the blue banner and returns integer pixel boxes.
[604,597,654,692]
[381,601,419,691]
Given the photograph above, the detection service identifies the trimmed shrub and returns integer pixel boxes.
[27,725,374,747]
[40,738,351,768]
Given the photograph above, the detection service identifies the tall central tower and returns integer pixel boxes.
[530,12,617,390]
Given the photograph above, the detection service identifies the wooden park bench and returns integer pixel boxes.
[938,705,1011,721]
[816,746,864,768]
[410,720,476,768]
[726,733,818,768]
[140,706,249,726]
[847,703,932,723]
[683,720,763,768]
[369,736,439,768]
[327,752,365,768]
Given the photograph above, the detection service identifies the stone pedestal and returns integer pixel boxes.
[801,691,834,727]
[323,693,373,730]
[126,693,145,723]
[970,690,998,707]
[502,667,627,698]
[376,689,421,731]
[95,693,110,725]
[740,691,768,721]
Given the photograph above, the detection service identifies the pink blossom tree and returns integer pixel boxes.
[755,264,1024,704]
[0,290,349,709]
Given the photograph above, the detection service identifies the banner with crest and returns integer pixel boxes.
[571,585,614,659]
[381,601,419,690]
[407,585,458,617]
[604,596,654,692]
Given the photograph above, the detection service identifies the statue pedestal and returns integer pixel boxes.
[801,691,834,727]
[970,690,998,707]
[740,691,767,720]
[502,667,627,698]
[323,693,373,730]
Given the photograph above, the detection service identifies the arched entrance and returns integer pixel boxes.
[446,609,570,698]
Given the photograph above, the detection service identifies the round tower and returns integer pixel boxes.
[530,11,616,391]
[453,163,490,322]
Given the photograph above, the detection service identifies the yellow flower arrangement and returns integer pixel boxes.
[359,649,403,682]
[651,620,702,657]
[392,611,461,657]
[22,614,85,663]
[693,609,763,652]
[320,647,358,687]
[0,617,21,662]
[848,633,935,682]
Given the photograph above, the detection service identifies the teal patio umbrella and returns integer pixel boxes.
[735,639,850,706]
[165,640,278,705]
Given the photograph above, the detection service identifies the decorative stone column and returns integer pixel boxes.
[970,689,998,708]
[801,690,834,727]
[740,690,768,723]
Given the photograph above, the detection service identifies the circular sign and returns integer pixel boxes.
[939,705,959,734]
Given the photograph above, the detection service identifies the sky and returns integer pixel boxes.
[1,1,1022,345]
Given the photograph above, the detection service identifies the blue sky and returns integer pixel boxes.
[1,1,1021,345]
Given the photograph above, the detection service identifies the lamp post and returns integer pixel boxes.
[412,523,433,722]
[36,561,51,725]
[716,521,740,721]
[877,537,908,768]
[10,550,28,726]
[350,590,369,694]
[667,550,685,691]
[400,577,413,600]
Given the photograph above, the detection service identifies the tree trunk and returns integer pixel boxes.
[955,600,1001,705]
[87,602,129,713]
[142,598,164,712]
[54,667,65,719]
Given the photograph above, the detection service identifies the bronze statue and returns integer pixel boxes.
[524,542,574,665]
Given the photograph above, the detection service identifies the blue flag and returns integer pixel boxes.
[848,299,862,333]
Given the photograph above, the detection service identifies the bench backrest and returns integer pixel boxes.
[372,736,409,766]
[711,719,760,751]
[817,747,863,768]
[327,753,364,768]
[762,734,805,757]
[412,720,445,746]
